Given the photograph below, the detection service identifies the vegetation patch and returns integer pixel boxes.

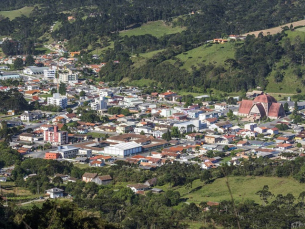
[0,6,34,20]
[120,21,185,38]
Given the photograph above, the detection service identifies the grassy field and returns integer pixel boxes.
[166,42,236,72]
[120,21,185,38]
[131,49,165,68]
[0,6,34,20]
[156,176,305,204]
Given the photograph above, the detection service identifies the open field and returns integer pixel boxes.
[243,19,305,37]
[156,176,305,204]
[166,42,235,72]
[0,6,34,20]
[120,21,185,38]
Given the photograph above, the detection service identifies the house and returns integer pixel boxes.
[92,175,113,185]
[20,111,42,122]
[204,135,222,144]
[45,152,61,160]
[254,126,268,134]
[277,143,293,150]
[45,188,64,198]
[267,128,279,135]
[82,172,98,183]
[236,140,249,147]
[127,183,150,193]
[19,133,34,143]
[90,160,105,167]
[144,178,158,187]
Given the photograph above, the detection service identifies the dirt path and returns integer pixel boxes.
[243,19,305,37]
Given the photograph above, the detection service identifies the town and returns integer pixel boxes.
[0,47,305,199]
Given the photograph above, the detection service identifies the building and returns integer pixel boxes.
[19,133,34,143]
[23,66,49,75]
[91,97,108,110]
[49,145,79,158]
[238,93,285,119]
[44,69,56,79]
[58,69,78,84]
[127,184,150,193]
[45,188,64,198]
[20,111,42,122]
[45,152,61,160]
[0,73,20,80]
[103,142,142,157]
[47,93,68,109]
[82,172,98,183]
[44,126,68,145]
[92,175,113,185]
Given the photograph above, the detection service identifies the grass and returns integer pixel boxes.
[131,49,165,68]
[127,79,156,87]
[156,176,305,204]
[39,94,52,98]
[0,6,34,20]
[120,21,185,38]
[90,41,114,56]
[166,42,236,72]
[74,163,90,169]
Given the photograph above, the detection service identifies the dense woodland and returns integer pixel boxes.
[2,156,305,228]
[2,1,305,91]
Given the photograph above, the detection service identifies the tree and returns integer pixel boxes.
[80,91,86,96]
[66,108,73,113]
[284,102,289,113]
[53,176,63,187]
[14,58,23,70]
[140,130,145,135]
[162,129,171,141]
[256,185,274,205]
[227,109,233,119]
[25,55,35,66]
[59,82,66,95]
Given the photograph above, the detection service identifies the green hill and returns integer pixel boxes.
[119,21,186,38]
[157,176,305,204]
[0,6,34,20]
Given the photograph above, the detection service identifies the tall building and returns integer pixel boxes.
[47,93,68,109]
[44,126,68,145]
[44,69,56,79]
[57,69,78,84]
[91,97,108,110]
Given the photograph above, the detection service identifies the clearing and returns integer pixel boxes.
[120,21,185,38]
[166,42,236,72]
[0,6,34,20]
[156,176,305,204]
[243,19,305,37]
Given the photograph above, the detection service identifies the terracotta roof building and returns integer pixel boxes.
[238,93,285,119]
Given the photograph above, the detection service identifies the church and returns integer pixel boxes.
[238,93,285,119]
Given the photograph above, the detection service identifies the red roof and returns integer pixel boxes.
[268,103,282,118]
[254,94,277,103]
[238,100,253,114]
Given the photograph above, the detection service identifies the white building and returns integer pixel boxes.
[103,142,142,157]
[23,66,49,75]
[78,149,92,157]
[49,145,79,158]
[47,93,68,109]
[44,69,56,79]
[91,97,108,110]
[244,123,257,131]
[57,69,78,84]
[45,188,64,198]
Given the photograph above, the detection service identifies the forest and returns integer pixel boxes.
[1,1,305,92]
[3,155,305,228]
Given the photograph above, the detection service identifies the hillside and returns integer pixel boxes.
[119,21,186,38]
[159,176,305,204]
[0,6,34,20]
